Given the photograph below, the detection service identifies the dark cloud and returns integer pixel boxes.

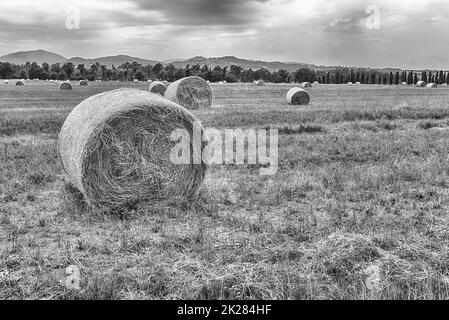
[129,0,268,26]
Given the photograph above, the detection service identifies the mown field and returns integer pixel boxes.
[1,81,449,299]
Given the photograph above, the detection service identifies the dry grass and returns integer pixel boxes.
[1,82,449,299]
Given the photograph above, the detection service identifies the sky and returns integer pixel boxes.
[0,0,448,69]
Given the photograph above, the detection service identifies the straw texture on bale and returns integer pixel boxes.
[165,76,212,110]
[255,79,265,86]
[16,80,25,86]
[79,80,88,86]
[301,82,312,88]
[427,83,437,88]
[416,81,426,87]
[286,87,310,105]
[58,88,207,210]
[59,82,73,90]
[149,81,166,95]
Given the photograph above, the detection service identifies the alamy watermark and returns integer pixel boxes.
[170,122,279,176]
[65,6,80,30]
[365,5,380,30]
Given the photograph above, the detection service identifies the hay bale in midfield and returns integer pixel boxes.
[149,81,167,95]
[355,82,361,85]
[286,87,310,105]
[427,83,437,88]
[58,88,207,211]
[401,82,407,85]
[59,82,73,90]
[4,80,8,84]
[313,81,319,85]
[164,76,212,110]
[16,80,25,86]
[301,82,312,88]
[255,79,265,86]
[347,82,353,85]
[79,80,88,86]
[416,81,426,87]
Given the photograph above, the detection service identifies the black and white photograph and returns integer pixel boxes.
[1,0,449,306]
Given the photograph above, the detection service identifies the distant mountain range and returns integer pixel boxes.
[0,49,402,72]
[0,50,66,65]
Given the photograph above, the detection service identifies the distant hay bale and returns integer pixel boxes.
[79,80,88,86]
[347,82,353,85]
[355,82,361,85]
[313,81,319,85]
[15,80,25,86]
[217,81,224,85]
[301,82,312,88]
[133,79,139,83]
[255,79,265,86]
[286,87,310,105]
[58,88,207,211]
[59,82,73,90]
[149,81,167,95]
[164,76,212,110]
[401,82,407,85]
[427,83,437,88]
[416,81,426,87]
[4,80,8,84]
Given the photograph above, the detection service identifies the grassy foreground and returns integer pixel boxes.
[1,81,449,299]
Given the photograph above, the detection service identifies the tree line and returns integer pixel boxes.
[1,60,448,85]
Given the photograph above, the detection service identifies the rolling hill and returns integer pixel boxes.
[0,49,66,65]
[65,55,159,68]
[0,49,403,73]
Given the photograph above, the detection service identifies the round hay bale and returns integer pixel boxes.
[4,80,8,84]
[149,81,167,95]
[164,76,212,110]
[58,88,207,210]
[416,81,426,87]
[79,80,88,86]
[286,87,311,105]
[427,83,437,88]
[59,82,73,90]
[313,81,319,85]
[15,80,25,86]
[355,82,361,85]
[255,79,265,86]
[301,82,312,88]
[133,79,139,83]
[401,82,407,85]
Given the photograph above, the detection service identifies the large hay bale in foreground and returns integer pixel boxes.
[165,76,212,109]
[416,81,426,87]
[427,83,437,88]
[301,82,312,88]
[16,80,25,86]
[286,87,310,105]
[149,81,166,95]
[59,82,73,90]
[79,80,88,86]
[58,88,207,210]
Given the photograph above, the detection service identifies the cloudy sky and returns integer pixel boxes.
[0,0,448,69]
